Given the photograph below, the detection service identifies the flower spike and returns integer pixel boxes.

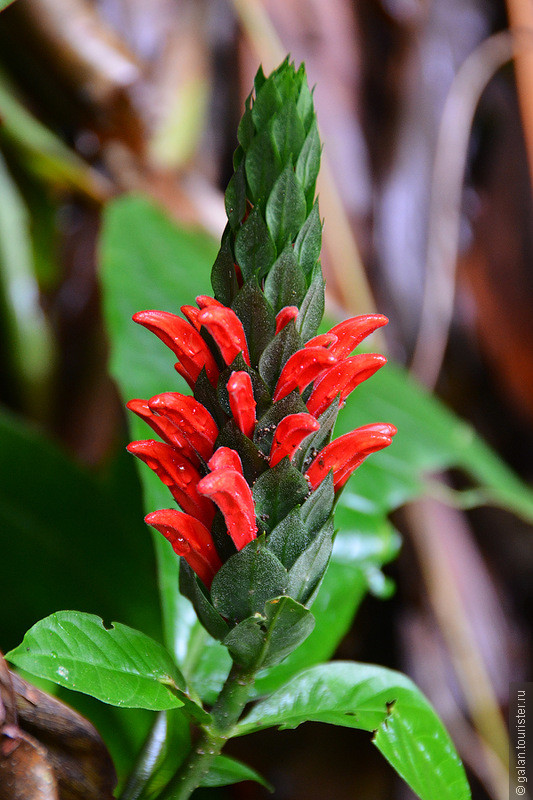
[133,310,219,385]
[270,413,320,468]
[197,468,257,551]
[327,314,389,360]
[306,353,387,417]
[148,392,219,461]
[273,346,337,402]
[305,423,397,491]
[197,306,251,366]
[227,371,256,438]
[127,440,215,526]
[145,509,222,588]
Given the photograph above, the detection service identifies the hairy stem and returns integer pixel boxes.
[159,662,255,800]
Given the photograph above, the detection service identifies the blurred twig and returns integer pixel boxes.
[406,496,510,800]
[0,70,113,201]
[506,0,533,193]
[231,0,383,336]
[411,31,528,388]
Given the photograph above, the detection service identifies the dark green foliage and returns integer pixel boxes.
[253,459,310,534]
[232,278,276,367]
[253,391,308,456]
[297,267,325,341]
[264,246,307,313]
[294,202,322,278]
[180,562,231,642]
[234,207,276,280]
[258,320,302,394]
[210,537,288,622]
[266,166,307,249]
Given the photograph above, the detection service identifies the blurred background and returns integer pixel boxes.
[0,0,532,798]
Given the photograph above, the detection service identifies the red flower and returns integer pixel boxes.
[148,392,219,462]
[270,413,320,468]
[306,353,387,417]
[197,467,257,551]
[273,346,337,402]
[207,447,244,474]
[305,423,397,491]
[133,310,219,386]
[197,306,251,366]
[127,440,215,527]
[227,371,256,438]
[145,509,222,588]
[327,314,388,360]
[275,306,299,334]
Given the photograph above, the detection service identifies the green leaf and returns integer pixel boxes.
[264,246,307,313]
[6,612,188,711]
[201,755,272,790]
[294,202,322,277]
[265,165,307,249]
[179,561,230,642]
[266,507,310,569]
[210,538,288,622]
[232,277,276,366]
[245,128,280,204]
[225,161,247,230]
[238,662,471,800]
[258,320,302,394]
[295,121,321,203]
[297,268,325,341]
[237,93,255,150]
[223,597,315,670]
[251,77,283,129]
[296,82,315,133]
[286,520,334,605]
[211,234,238,306]
[252,459,310,534]
[271,100,306,166]
[234,206,276,281]
[0,0,17,10]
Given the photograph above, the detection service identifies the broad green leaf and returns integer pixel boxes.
[252,458,310,533]
[265,165,307,249]
[201,755,272,790]
[238,662,470,800]
[223,596,315,669]
[234,206,276,281]
[0,406,161,653]
[6,612,187,711]
[210,538,288,621]
[264,246,307,313]
[271,100,306,166]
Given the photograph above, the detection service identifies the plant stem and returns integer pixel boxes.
[160,662,256,800]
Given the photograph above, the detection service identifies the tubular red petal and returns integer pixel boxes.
[197,306,250,366]
[126,399,200,464]
[145,509,222,588]
[305,332,338,349]
[227,371,256,438]
[197,469,257,550]
[270,413,320,468]
[273,347,337,402]
[148,392,219,461]
[196,295,224,309]
[305,423,397,491]
[306,354,387,417]
[275,306,299,334]
[180,305,202,330]
[174,361,196,389]
[133,310,219,385]
[127,440,215,526]
[327,314,389,360]
[208,447,244,474]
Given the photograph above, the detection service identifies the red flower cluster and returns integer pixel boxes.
[128,298,396,589]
